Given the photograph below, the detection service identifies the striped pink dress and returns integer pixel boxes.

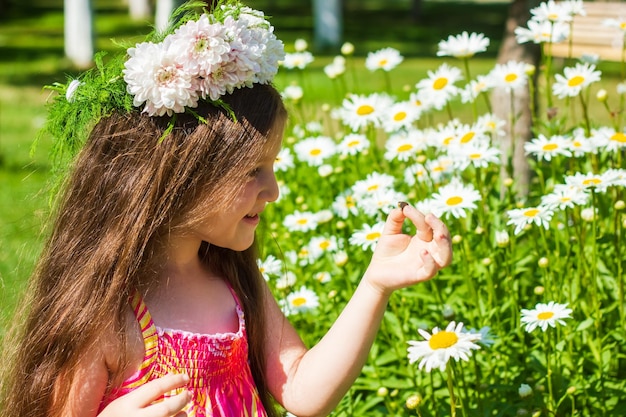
[100,289,267,417]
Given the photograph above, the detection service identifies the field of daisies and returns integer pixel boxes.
[258,1,626,416]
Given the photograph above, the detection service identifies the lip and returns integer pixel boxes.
[243,214,260,225]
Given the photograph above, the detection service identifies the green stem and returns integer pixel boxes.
[446,365,457,417]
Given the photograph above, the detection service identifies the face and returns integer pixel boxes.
[195,127,283,252]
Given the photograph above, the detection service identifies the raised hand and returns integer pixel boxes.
[98,373,191,417]
[365,203,452,295]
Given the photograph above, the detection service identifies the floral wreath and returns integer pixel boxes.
[39,0,285,171]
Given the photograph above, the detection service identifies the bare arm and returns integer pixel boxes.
[265,205,452,417]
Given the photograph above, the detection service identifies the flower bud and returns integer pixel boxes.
[503,177,514,187]
[581,207,596,222]
[341,42,355,55]
[524,64,536,76]
[377,387,389,397]
[405,394,422,410]
[294,38,308,52]
[475,226,485,235]
[518,383,533,398]
[452,235,463,244]
[615,200,625,210]
[596,89,608,102]
[534,286,545,295]
[567,386,576,395]
[482,257,492,266]
[442,304,455,320]
[538,257,549,268]
[495,230,510,247]
[336,220,346,230]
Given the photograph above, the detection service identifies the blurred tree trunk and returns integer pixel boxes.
[128,0,151,21]
[64,0,94,69]
[155,0,186,32]
[492,0,540,197]
[411,0,423,23]
[312,0,342,50]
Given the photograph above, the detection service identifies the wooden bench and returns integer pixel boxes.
[550,1,626,62]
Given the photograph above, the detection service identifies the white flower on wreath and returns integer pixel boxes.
[124,39,199,116]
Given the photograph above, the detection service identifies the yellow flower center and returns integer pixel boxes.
[505,73,518,83]
[297,218,309,225]
[366,232,381,241]
[543,143,558,151]
[537,311,554,320]
[393,111,407,122]
[310,149,322,156]
[610,132,626,143]
[319,241,331,250]
[583,178,601,185]
[379,59,388,66]
[357,105,375,115]
[469,153,481,159]
[367,184,379,192]
[433,77,448,90]
[346,196,356,207]
[568,75,585,87]
[446,196,463,206]
[460,132,475,143]
[443,136,454,145]
[397,144,413,153]
[348,140,361,148]
[621,22,626,30]
[524,208,539,217]
[292,297,307,307]
[429,331,459,350]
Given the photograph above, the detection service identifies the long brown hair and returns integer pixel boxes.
[0,83,286,417]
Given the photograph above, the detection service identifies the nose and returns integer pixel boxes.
[262,171,280,203]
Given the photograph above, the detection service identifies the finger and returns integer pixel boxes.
[425,214,453,266]
[148,391,191,417]
[132,373,190,407]
[417,249,438,280]
[401,205,432,242]
[382,207,406,236]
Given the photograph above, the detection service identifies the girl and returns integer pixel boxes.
[0,3,452,417]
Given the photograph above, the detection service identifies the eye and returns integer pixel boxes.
[248,167,261,178]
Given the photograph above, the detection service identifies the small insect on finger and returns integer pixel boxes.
[398,201,409,210]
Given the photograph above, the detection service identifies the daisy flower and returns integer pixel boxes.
[540,183,589,210]
[324,56,346,79]
[552,63,601,99]
[476,113,506,138]
[332,192,359,218]
[506,205,555,235]
[365,47,404,72]
[530,0,572,24]
[460,75,492,103]
[282,84,304,101]
[604,129,626,152]
[274,148,295,172]
[429,178,482,219]
[293,136,336,166]
[257,255,283,280]
[307,235,339,261]
[275,270,297,290]
[564,171,614,193]
[603,17,626,33]
[562,0,586,18]
[384,131,422,162]
[569,129,597,157]
[488,60,528,92]
[524,134,572,161]
[349,221,385,251]
[337,133,370,157]
[449,141,501,170]
[358,188,407,216]
[521,301,572,332]
[415,63,463,110]
[280,286,320,316]
[437,31,490,58]
[351,172,396,199]
[281,51,314,69]
[283,210,319,232]
[403,163,429,187]
[381,101,420,133]
[336,93,393,131]
[514,19,570,44]
[426,156,455,183]
[407,321,481,372]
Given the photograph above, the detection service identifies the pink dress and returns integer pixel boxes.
[100,288,268,417]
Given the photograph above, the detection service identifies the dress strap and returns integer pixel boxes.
[126,292,159,387]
